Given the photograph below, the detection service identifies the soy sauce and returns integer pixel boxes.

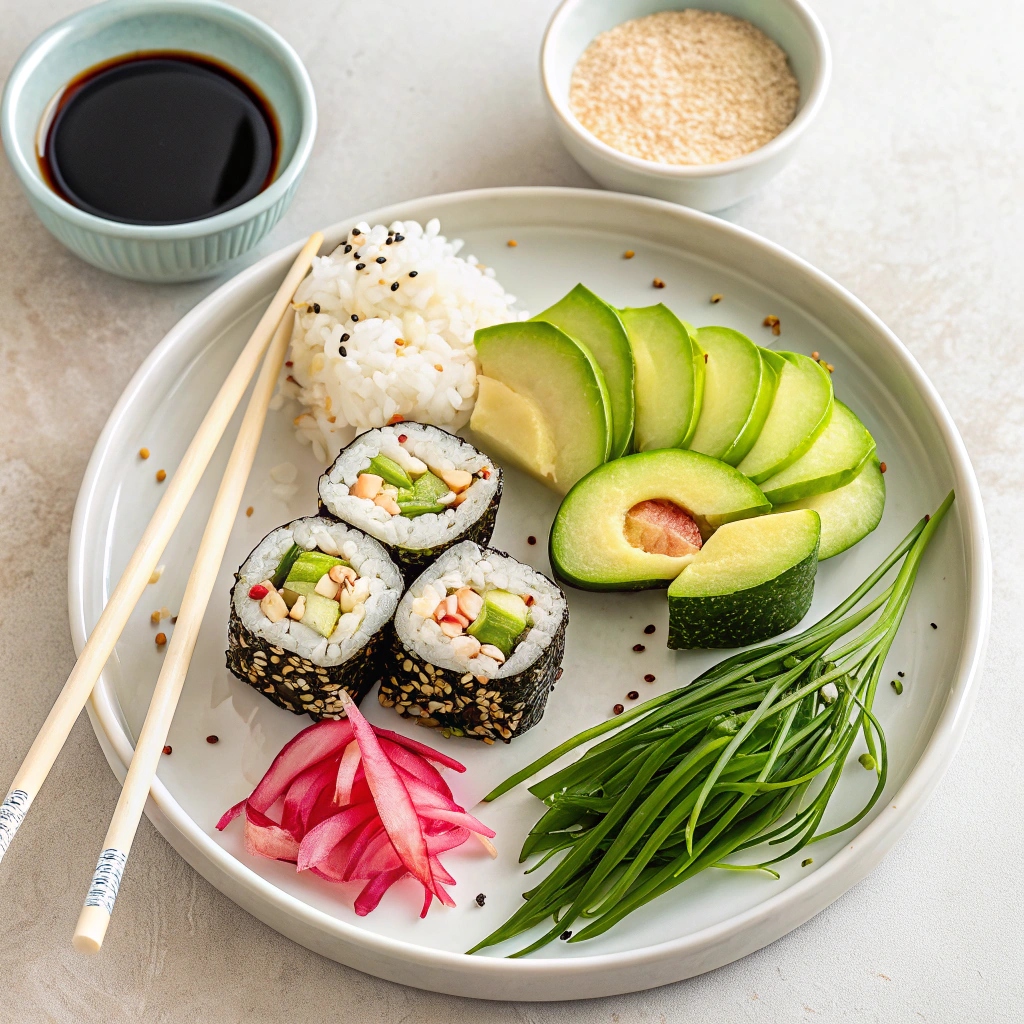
[39,51,279,225]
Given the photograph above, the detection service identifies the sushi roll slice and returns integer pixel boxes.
[380,541,568,743]
[227,516,403,719]
[318,423,502,580]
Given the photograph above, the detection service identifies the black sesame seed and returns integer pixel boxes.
[351,314,359,322]
[312,303,320,314]
[355,263,366,270]
[475,893,487,907]
[385,237,394,245]
[527,535,537,545]
[613,704,624,715]
[395,234,405,242]
[644,624,656,634]
[339,347,347,357]
[343,244,352,254]
[633,644,645,653]
[898,671,905,678]
[930,622,937,629]
[644,673,656,682]
[340,333,350,342]
[353,253,360,259]
[627,690,639,700]
[391,282,400,291]
[560,930,572,940]
[376,256,387,264]
[409,270,419,277]
[352,228,362,235]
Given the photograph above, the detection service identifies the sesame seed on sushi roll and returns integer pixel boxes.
[380,541,568,743]
[227,516,403,719]
[317,423,501,580]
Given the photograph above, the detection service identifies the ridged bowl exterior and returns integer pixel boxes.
[1,0,316,282]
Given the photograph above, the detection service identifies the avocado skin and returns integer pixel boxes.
[667,545,819,649]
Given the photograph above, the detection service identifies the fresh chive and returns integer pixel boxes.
[468,493,954,956]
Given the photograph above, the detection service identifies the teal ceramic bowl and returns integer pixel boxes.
[1,0,316,282]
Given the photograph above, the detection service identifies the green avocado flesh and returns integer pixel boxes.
[549,449,771,591]
[471,320,611,493]
[533,284,635,458]
[397,470,449,517]
[285,550,345,585]
[271,543,302,589]
[667,509,821,649]
[467,589,529,656]
[688,328,775,464]
[737,352,834,483]
[368,454,413,489]
[759,401,876,505]
[300,591,342,638]
[620,304,704,451]
[774,459,885,559]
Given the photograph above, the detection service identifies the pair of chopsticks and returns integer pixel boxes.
[0,232,324,954]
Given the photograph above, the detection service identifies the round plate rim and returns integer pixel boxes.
[68,186,991,996]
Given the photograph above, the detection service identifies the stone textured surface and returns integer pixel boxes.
[1,0,1020,1020]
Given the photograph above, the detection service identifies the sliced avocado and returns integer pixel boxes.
[397,469,449,517]
[472,376,557,483]
[760,401,876,505]
[737,352,834,483]
[620,304,704,451]
[285,550,346,586]
[549,450,770,591]
[533,284,635,458]
[688,329,778,464]
[270,543,302,590]
[368,454,413,490]
[466,589,529,656]
[471,320,611,493]
[299,591,342,639]
[667,510,820,649]
[774,459,885,559]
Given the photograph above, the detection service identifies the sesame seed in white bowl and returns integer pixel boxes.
[542,0,831,212]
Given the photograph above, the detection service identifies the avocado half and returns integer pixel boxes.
[548,449,771,591]
[667,509,821,649]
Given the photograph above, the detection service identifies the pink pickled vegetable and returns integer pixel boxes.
[217,698,493,918]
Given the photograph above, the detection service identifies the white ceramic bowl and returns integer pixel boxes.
[542,0,831,212]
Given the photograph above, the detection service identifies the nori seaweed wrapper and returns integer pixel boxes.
[226,516,403,720]
[317,424,502,582]
[380,544,569,743]
[226,605,395,719]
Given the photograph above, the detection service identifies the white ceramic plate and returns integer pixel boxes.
[70,187,990,1001]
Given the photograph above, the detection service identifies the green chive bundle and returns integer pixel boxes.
[469,493,954,956]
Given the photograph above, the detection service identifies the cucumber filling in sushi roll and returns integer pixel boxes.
[381,541,568,743]
[318,423,501,577]
[228,516,403,719]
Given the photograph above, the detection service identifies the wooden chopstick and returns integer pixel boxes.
[0,232,323,872]
[73,296,297,953]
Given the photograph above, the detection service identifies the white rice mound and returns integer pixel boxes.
[233,517,402,667]
[283,218,523,462]
[394,541,566,680]
[319,423,499,550]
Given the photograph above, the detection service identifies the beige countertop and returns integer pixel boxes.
[1,1,1020,1020]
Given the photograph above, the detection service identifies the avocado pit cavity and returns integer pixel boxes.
[624,500,703,557]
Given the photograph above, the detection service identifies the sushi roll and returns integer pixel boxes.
[318,423,501,580]
[227,516,403,719]
[380,541,568,743]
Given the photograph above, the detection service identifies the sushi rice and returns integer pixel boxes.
[227,517,403,719]
[283,219,523,462]
[381,541,569,743]
[318,423,500,558]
